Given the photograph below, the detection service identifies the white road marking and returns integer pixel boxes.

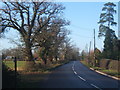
[72,61,75,71]
[78,75,86,81]
[72,66,74,70]
[72,61,102,90]
[72,68,74,71]
[72,61,86,81]
[91,84,101,90]
[74,71,77,75]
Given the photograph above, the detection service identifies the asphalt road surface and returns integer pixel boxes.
[41,61,120,89]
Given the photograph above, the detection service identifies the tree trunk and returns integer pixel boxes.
[55,56,58,61]
[25,38,33,61]
[42,55,47,65]
[49,56,53,64]
[24,37,36,71]
[41,53,47,65]
[44,59,47,65]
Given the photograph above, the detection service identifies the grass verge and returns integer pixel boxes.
[80,60,120,78]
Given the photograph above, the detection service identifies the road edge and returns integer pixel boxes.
[90,68,120,81]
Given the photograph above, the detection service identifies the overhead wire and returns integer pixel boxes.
[66,24,95,38]
[69,24,93,32]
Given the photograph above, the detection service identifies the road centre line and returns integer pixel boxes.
[90,84,102,90]
[72,61,75,71]
[72,61,86,81]
[72,68,74,71]
[78,75,86,81]
[74,71,77,75]
[72,66,74,70]
[72,61,102,90]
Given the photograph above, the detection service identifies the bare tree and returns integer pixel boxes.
[34,18,70,64]
[0,1,67,70]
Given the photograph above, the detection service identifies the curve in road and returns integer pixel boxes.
[41,61,120,89]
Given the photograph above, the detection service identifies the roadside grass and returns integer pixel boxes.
[80,60,93,68]
[100,69,120,78]
[35,60,70,72]
[45,60,69,71]
[80,60,120,78]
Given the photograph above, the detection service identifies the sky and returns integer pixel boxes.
[0,1,119,53]
[62,2,118,52]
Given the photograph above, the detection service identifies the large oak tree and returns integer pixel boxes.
[0,1,69,70]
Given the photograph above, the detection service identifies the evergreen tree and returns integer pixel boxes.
[102,29,114,59]
[98,2,118,59]
[98,2,117,37]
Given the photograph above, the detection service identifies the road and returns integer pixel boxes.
[41,61,120,89]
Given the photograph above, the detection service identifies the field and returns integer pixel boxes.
[3,60,69,72]
[3,61,41,71]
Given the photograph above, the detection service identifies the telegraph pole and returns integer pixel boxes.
[89,41,91,56]
[94,29,96,66]
[89,41,91,65]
